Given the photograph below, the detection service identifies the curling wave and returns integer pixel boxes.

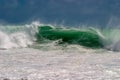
[0,22,120,51]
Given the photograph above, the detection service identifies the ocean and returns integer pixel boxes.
[0,22,120,80]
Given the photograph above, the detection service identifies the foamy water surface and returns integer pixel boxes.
[0,46,120,80]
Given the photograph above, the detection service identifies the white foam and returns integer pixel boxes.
[0,22,41,49]
[10,32,33,48]
[0,31,34,49]
[0,31,17,49]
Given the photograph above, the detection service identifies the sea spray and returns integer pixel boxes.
[0,22,40,49]
[0,31,17,49]
[102,29,120,51]
[0,31,33,49]
[10,32,33,47]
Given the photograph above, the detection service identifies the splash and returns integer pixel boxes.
[0,22,41,49]
[0,31,32,49]
[102,29,120,51]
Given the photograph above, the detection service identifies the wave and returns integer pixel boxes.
[0,22,120,51]
[35,25,120,51]
[36,26,104,48]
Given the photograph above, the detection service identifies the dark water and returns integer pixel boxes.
[0,0,120,27]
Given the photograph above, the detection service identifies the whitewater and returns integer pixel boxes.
[0,22,120,80]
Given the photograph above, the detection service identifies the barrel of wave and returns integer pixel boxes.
[36,26,105,48]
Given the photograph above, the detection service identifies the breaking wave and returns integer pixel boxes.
[0,21,120,51]
[0,22,39,49]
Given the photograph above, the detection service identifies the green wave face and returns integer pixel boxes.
[36,26,104,48]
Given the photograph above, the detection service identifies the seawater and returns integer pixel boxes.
[0,22,120,80]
